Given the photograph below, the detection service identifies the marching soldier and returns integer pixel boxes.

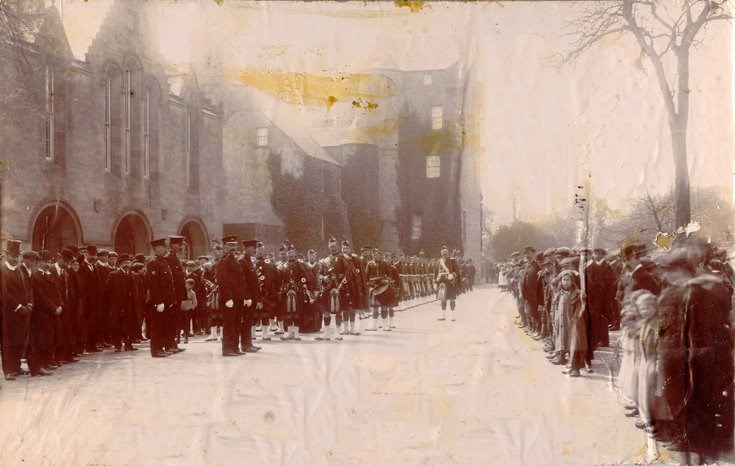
[340,240,364,335]
[435,245,461,321]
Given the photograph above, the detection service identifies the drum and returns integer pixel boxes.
[374,282,396,306]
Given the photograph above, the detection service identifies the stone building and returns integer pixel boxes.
[0,1,223,258]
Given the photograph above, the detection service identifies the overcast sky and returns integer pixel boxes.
[63,1,735,228]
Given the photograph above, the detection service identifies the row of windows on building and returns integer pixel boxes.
[44,66,440,180]
[43,64,271,183]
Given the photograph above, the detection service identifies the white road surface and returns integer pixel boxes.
[0,286,682,466]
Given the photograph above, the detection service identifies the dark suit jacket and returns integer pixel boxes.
[147,256,176,307]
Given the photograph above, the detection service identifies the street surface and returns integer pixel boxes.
[0,286,673,466]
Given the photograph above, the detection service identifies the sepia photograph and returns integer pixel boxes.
[0,0,734,465]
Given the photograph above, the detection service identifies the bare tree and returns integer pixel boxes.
[565,0,732,228]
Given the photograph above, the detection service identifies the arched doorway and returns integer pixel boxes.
[31,202,82,254]
[179,218,208,259]
[113,212,152,255]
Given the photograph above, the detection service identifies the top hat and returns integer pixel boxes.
[5,240,21,257]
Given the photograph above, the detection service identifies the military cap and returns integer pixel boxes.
[168,235,185,245]
[38,250,53,261]
[5,240,21,257]
[242,239,258,249]
[197,255,210,260]
[554,247,572,257]
[220,236,238,245]
[64,245,80,254]
[108,251,118,258]
[150,238,168,248]
[118,253,132,262]
[97,249,109,257]
[184,260,196,267]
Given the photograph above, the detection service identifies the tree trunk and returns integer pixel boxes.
[671,118,691,228]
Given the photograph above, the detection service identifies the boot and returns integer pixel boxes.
[206,326,217,342]
[281,326,292,341]
[389,316,394,329]
[438,308,447,321]
[365,318,378,331]
[293,326,301,341]
[262,325,271,341]
[382,318,390,331]
[334,323,344,340]
[276,321,285,335]
[341,321,348,336]
[349,320,359,336]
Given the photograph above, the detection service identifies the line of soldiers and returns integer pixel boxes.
[1,234,476,377]
[501,237,734,463]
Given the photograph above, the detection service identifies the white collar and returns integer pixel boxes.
[4,261,17,271]
[55,263,63,274]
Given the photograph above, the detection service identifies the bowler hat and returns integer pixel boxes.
[118,253,131,262]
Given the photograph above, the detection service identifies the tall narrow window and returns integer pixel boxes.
[185,110,191,187]
[423,73,432,86]
[124,69,131,175]
[104,75,111,171]
[431,105,443,130]
[143,90,150,179]
[411,214,422,240]
[462,209,467,242]
[45,65,55,161]
[257,127,268,147]
[426,155,440,178]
